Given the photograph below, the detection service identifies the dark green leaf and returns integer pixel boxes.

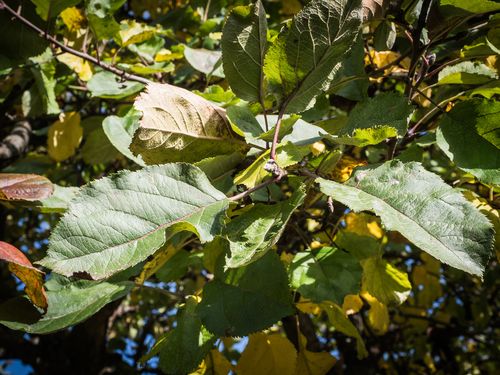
[197,251,294,336]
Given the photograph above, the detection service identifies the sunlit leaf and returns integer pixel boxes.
[47,112,83,162]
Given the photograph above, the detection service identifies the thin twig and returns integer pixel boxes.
[0,0,151,85]
[229,175,284,201]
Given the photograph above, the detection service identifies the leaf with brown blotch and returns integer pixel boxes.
[0,241,48,312]
[130,83,247,164]
[0,174,54,201]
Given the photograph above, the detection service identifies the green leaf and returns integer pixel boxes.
[0,279,133,334]
[151,298,215,374]
[436,99,500,184]
[82,126,120,165]
[221,0,267,102]
[438,61,497,85]
[225,185,306,268]
[328,92,413,147]
[264,0,362,113]
[102,108,146,166]
[361,257,411,305]
[290,247,362,304]
[195,152,245,193]
[257,115,300,143]
[130,83,247,164]
[85,0,126,40]
[318,161,494,277]
[87,71,145,99]
[197,251,294,336]
[374,21,397,51]
[184,46,224,77]
[38,163,229,280]
[29,49,59,115]
[30,0,81,20]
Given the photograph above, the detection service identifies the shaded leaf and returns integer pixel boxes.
[436,99,500,184]
[294,333,336,375]
[197,252,294,336]
[130,83,246,164]
[322,302,368,359]
[30,0,81,20]
[85,0,126,40]
[360,291,389,335]
[0,278,132,334]
[290,247,362,304]
[318,161,494,276]
[38,164,228,280]
[155,298,215,375]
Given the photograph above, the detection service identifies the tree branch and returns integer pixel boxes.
[0,121,31,166]
[0,0,151,85]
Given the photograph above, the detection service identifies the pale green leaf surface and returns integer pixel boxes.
[225,185,306,268]
[290,247,362,304]
[38,164,228,280]
[197,251,294,336]
[85,0,126,39]
[102,108,146,166]
[221,0,267,102]
[130,83,247,164]
[436,99,500,184]
[87,71,144,99]
[184,46,224,77]
[440,0,500,16]
[318,161,494,276]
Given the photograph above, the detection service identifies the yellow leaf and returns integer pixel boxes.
[135,243,179,285]
[296,297,322,315]
[191,349,233,375]
[343,212,384,239]
[118,20,156,47]
[310,141,326,156]
[342,294,363,315]
[361,292,389,335]
[321,302,368,359]
[155,48,184,62]
[361,256,411,305]
[61,7,86,32]
[236,333,297,375]
[280,0,302,15]
[280,251,295,265]
[57,53,93,81]
[47,112,83,162]
[294,333,335,375]
[328,155,367,182]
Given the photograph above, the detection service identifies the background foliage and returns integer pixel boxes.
[0,0,499,374]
